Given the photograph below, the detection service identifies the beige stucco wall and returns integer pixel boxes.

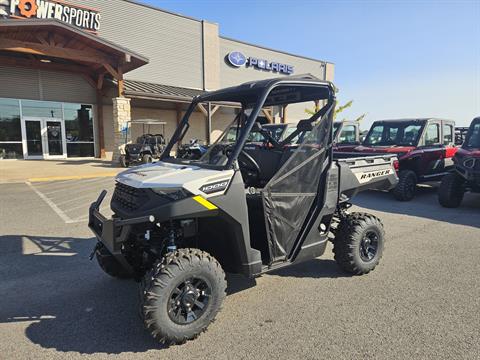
[203,21,220,90]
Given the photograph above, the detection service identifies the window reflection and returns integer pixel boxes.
[22,100,62,118]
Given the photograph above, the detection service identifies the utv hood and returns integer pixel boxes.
[116,161,234,197]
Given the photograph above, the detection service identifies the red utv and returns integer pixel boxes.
[337,118,458,201]
[438,117,480,207]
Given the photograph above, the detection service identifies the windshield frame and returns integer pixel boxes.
[363,121,426,147]
[160,80,336,170]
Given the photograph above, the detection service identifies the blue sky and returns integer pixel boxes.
[143,0,479,127]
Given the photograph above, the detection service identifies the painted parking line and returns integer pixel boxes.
[42,177,114,196]
[26,181,74,223]
[26,177,115,224]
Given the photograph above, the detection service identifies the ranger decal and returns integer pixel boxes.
[355,169,393,184]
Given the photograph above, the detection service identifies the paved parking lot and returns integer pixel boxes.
[0,178,479,359]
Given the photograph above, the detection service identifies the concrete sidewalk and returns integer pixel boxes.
[0,159,124,183]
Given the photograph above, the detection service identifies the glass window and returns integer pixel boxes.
[365,125,384,145]
[443,124,453,145]
[0,143,23,159]
[0,98,22,141]
[364,123,423,146]
[67,143,94,157]
[465,122,480,148]
[64,104,94,142]
[425,124,440,145]
[338,125,357,143]
[22,100,62,118]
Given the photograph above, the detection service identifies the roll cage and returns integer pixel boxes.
[462,117,480,149]
[161,76,336,170]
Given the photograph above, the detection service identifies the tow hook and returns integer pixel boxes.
[89,243,100,260]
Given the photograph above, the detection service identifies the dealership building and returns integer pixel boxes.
[0,0,334,161]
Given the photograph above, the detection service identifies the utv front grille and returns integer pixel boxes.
[112,182,148,211]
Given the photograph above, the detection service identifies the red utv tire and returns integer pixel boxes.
[438,173,465,208]
[393,170,417,201]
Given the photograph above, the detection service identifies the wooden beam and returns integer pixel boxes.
[117,66,124,97]
[197,103,208,117]
[97,73,104,90]
[0,54,93,75]
[47,32,55,47]
[96,89,106,158]
[282,105,288,124]
[262,108,273,124]
[0,37,115,66]
[103,63,119,79]
[35,33,49,46]
[211,105,220,116]
[81,73,97,89]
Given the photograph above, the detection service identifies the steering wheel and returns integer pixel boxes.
[224,145,261,184]
[239,150,260,174]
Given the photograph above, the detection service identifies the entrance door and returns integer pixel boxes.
[45,120,64,158]
[23,118,66,159]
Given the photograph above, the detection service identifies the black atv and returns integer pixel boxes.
[439,117,480,207]
[89,75,398,345]
[120,134,166,167]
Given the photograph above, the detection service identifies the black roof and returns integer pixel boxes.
[197,74,335,105]
[372,118,436,124]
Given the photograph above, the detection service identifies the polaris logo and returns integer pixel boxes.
[200,180,230,194]
[356,169,392,184]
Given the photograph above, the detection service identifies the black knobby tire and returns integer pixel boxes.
[142,154,153,164]
[438,173,465,208]
[393,170,417,201]
[95,244,132,279]
[141,248,227,345]
[119,155,129,168]
[333,212,385,275]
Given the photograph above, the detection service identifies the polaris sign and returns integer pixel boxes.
[227,51,294,75]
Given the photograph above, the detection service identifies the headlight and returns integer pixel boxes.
[152,188,191,201]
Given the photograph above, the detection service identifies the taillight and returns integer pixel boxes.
[393,159,400,172]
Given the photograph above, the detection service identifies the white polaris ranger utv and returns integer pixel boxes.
[89,75,398,345]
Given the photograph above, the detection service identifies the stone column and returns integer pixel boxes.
[112,97,131,161]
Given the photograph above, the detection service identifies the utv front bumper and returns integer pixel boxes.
[88,190,155,255]
[125,153,142,163]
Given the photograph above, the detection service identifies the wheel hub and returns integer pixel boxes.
[360,231,379,262]
[168,277,210,324]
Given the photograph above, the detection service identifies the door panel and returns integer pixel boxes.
[46,121,63,156]
[25,120,43,157]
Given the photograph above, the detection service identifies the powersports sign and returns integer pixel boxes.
[2,0,101,32]
[227,51,294,75]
